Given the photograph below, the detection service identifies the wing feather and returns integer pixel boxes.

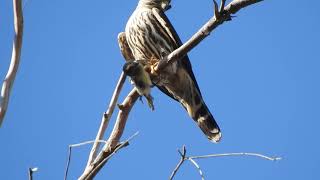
[151,8,202,97]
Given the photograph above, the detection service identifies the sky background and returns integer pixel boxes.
[1,0,319,179]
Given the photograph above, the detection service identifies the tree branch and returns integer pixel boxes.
[170,146,280,180]
[0,0,24,126]
[78,32,135,179]
[28,168,33,180]
[189,152,282,161]
[28,167,38,180]
[169,146,187,180]
[187,158,204,180]
[155,0,263,71]
[85,72,127,168]
[79,89,140,180]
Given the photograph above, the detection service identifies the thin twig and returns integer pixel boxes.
[85,72,127,167]
[28,168,33,180]
[219,0,226,13]
[169,146,186,180]
[170,146,281,180]
[70,140,109,148]
[0,0,24,126]
[187,158,204,180]
[189,152,282,161]
[80,131,139,180]
[64,146,72,180]
[28,167,38,180]
[87,132,139,178]
[64,140,110,180]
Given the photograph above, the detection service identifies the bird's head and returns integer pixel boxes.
[138,0,172,11]
[123,61,142,77]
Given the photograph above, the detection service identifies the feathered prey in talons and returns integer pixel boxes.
[123,60,155,111]
[125,0,221,142]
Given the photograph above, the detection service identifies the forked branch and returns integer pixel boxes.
[169,145,281,180]
[79,89,140,180]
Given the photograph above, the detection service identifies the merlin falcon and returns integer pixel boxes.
[125,0,222,142]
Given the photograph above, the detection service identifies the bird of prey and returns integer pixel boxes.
[123,60,155,110]
[125,0,221,142]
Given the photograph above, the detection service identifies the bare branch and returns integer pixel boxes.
[85,72,127,168]
[170,146,187,180]
[28,167,38,180]
[189,152,282,161]
[155,0,263,71]
[187,158,205,180]
[79,89,140,180]
[64,140,110,180]
[64,146,72,180]
[0,0,24,126]
[70,140,109,148]
[170,146,280,179]
[79,32,135,179]
[28,168,33,180]
[225,0,263,14]
[88,132,139,178]
[219,0,226,13]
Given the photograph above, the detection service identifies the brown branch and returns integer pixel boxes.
[85,72,127,168]
[84,132,139,180]
[0,0,24,126]
[79,89,140,180]
[155,0,263,71]
[77,32,134,179]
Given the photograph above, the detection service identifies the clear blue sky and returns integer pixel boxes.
[1,0,319,179]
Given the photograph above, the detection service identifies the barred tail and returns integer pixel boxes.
[193,102,221,143]
[156,68,222,142]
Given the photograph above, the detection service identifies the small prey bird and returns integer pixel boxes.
[123,60,154,110]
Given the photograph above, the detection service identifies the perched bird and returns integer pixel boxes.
[123,60,155,110]
[125,0,221,142]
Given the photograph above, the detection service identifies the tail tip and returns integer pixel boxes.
[208,128,222,143]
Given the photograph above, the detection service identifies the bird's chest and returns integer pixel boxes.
[125,10,178,84]
[125,11,172,61]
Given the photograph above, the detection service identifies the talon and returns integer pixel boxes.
[145,95,155,111]
[144,65,152,74]
[150,63,159,76]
